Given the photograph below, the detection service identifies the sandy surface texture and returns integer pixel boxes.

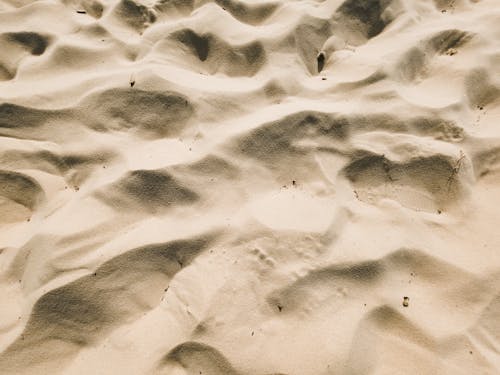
[1,0,500,374]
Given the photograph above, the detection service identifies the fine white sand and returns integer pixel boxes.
[1,0,500,374]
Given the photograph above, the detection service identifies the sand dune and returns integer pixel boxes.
[1,0,500,374]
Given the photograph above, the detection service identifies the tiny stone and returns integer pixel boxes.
[403,296,410,307]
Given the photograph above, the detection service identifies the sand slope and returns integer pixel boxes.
[1,0,500,374]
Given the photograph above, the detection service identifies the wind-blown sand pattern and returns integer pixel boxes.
[1,0,500,374]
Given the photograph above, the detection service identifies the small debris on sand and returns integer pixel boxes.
[403,296,410,307]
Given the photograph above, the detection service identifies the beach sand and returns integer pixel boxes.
[1,0,500,374]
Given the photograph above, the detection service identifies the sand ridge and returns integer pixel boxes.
[1,0,500,374]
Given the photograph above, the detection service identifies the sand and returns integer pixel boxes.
[1,0,500,373]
